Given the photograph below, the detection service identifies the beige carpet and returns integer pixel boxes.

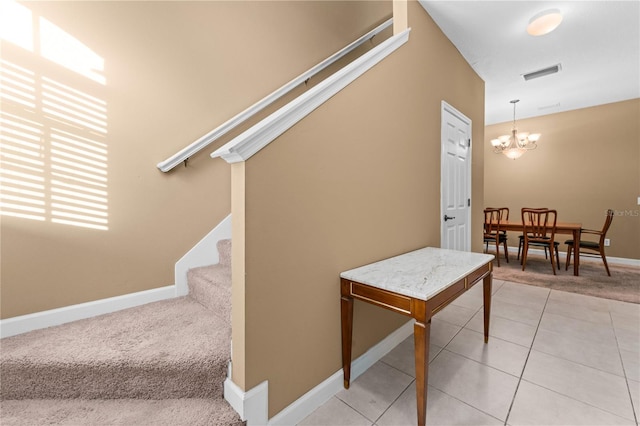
[0,239,243,426]
[491,252,640,304]
[1,398,243,426]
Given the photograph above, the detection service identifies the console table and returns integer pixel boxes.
[340,247,494,426]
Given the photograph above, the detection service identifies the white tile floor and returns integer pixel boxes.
[299,279,640,425]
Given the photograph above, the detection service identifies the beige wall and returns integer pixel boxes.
[239,1,485,416]
[484,99,640,260]
[1,1,392,318]
[2,0,487,418]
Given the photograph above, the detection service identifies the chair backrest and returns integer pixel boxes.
[599,209,615,243]
[486,207,509,222]
[484,208,502,236]
[521,207,548,230]
[522,208,557,242]
[500,207,509,222]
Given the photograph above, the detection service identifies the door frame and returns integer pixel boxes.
[440,100,472,251]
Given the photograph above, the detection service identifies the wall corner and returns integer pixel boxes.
[231,162,247,389]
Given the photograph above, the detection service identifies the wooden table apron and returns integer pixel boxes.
[497,220,582,276]
[340,261,493,426]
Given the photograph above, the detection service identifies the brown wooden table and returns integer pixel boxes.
[340,247,494,426]
[498,220,582,276]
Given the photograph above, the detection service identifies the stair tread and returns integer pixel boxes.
[1,297,231,400]
[1,297,229,365]
[0,398,244,426]
[188,263,232,323]
[188,263,231,287]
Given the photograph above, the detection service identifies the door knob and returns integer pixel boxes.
[444,215,456,221]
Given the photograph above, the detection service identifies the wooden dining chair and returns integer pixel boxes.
[517,206,551,261]
[484,207,509,251]
[521,208,559,274]
[565,209,614,276]
[484,208,509,266]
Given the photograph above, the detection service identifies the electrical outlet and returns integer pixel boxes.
[604,239,611,247]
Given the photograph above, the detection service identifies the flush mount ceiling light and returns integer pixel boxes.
[527,9,563,36]
[491,100,540,160]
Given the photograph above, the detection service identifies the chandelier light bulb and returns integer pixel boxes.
[505,148,526,160]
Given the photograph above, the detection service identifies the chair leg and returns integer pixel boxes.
[521,241,528,271]
[550,245,556,275]
[494,240,501,267]
[517,238,522,260]
[555,246,560,273]
[544,246,548,259]
[565,245,572,271]
[503,239,509,263]
[601,249,611,276]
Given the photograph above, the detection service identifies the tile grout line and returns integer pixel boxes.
[502,286,552,426]
[610,310,639,425]
[335,391,378,425]
[505,289,637,423]
[372,377,413,425]
[341,289,491,426]
[426,280,529,424]
[423,281,508,424]
[375,290,489,425]
[429,346,519,424]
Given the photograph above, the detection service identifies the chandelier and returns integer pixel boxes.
[491,100,540,160]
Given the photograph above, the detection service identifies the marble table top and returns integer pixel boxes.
[340,247,494,301]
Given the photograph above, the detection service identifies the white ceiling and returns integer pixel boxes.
[418,1,640,125]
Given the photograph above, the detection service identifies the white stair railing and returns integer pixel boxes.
[211,27,410,164]
[156,18,393,172]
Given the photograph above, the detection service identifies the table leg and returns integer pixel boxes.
[414,320,431,426]
[483,273,492,343]
[341,295,354,389]
[573,229,580,276]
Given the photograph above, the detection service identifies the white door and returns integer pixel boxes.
[441,101,471,251]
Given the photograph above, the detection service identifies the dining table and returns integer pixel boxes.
[497,220,582,276]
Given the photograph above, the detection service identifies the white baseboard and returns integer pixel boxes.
[1,214,234,339]
[224,379,269,425]
[224,320,414,426]
[175,213,232,296]
[600,255,640,267]
[0,285,176,339]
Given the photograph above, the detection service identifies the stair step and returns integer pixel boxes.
[1,297,230,400]
[1,238,238,424]
[0,398,244,426]
[217,239,232,268]
[188,264,232,323]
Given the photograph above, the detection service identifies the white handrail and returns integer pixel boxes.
[211,28,411,164]
[156,18,393,172]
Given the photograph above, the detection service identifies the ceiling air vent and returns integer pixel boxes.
[523,64,562,81]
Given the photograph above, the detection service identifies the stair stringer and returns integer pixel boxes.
[175,213,232,296]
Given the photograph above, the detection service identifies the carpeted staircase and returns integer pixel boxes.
[0,239,243,426]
